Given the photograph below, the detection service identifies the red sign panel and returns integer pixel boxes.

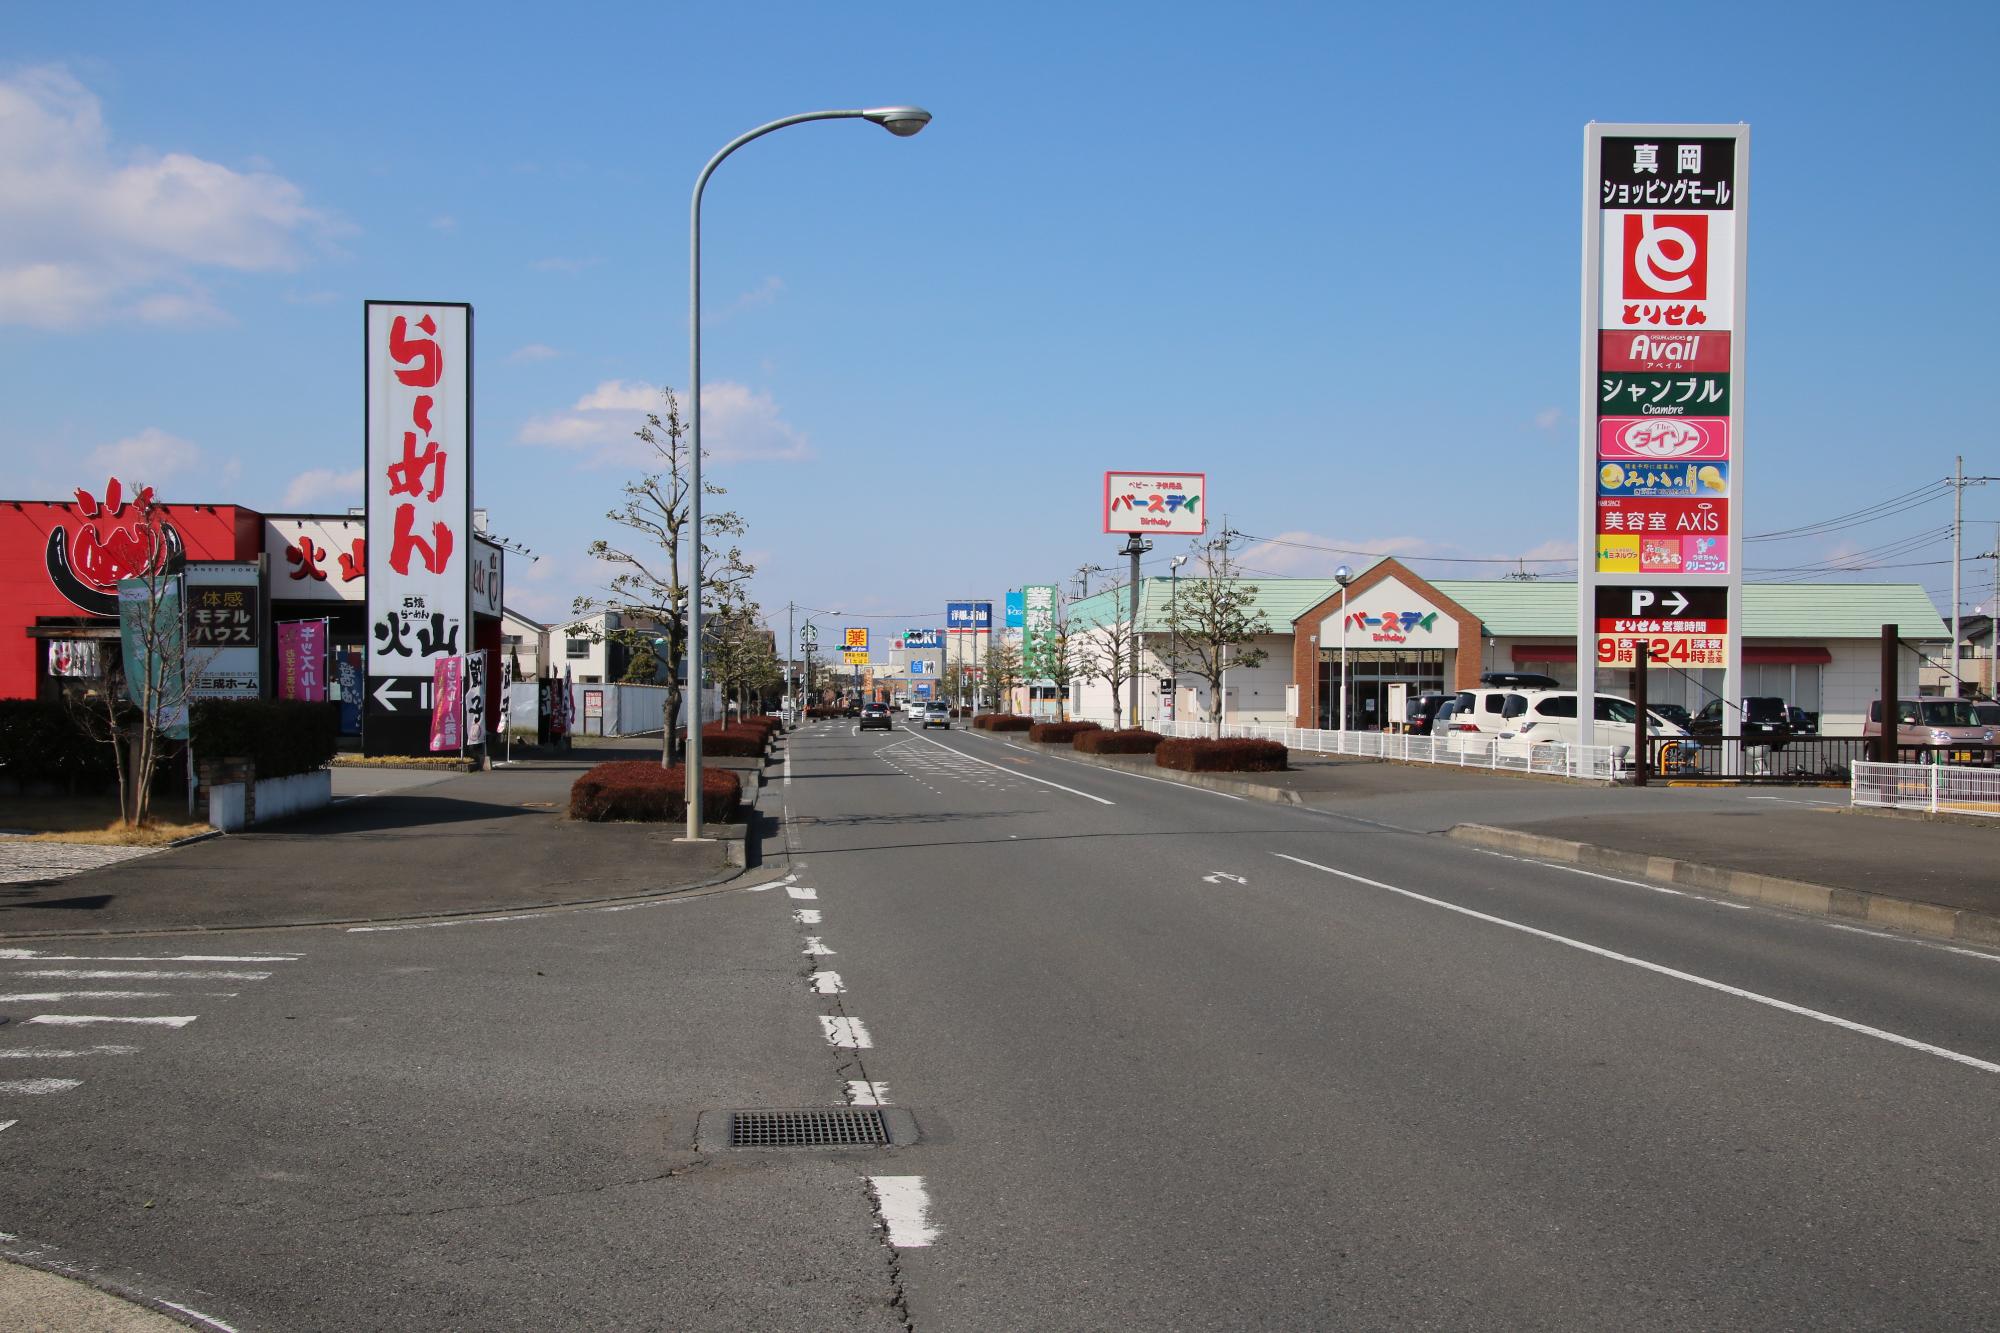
[1598,331,1730,373]
[1596,496,1728,537]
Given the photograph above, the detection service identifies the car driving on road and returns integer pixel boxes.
[922,701,951,729]
[859,702,893,731]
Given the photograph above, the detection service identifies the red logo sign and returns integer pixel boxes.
[44,477,185,616]
[1598,331,1729,373]
[1598,416,1730,460]
[1622,213,1709,301]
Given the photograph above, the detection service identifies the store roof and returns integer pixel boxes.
[1067,575,1949,640]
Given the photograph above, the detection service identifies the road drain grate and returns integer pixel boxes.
[731,1108,887,1148]
[697,1106,919,1152]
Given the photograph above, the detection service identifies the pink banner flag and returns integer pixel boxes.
[430,656,464,752]
[277,621,327,702]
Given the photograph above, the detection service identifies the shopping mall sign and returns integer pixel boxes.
[1593,584,1727,669]
[1578,127,1746,726]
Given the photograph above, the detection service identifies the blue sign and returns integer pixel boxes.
[914,682,932,698]
[1005,591,1025,628]
[946,601,992,632]
[904,629,942,649]
[910,660,930,675]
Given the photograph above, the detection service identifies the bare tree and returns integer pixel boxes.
[1160,533,1269,737]
[574,387,754,762]
[983,640,1024,716]
[1079,612,1139,729]
[1042,595,1085,722]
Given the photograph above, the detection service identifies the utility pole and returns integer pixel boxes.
[1075,563,1110,599]
[1948,459,1995,697]
[1978,525,2000,697]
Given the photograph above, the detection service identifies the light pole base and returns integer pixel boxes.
[674,835,716,845]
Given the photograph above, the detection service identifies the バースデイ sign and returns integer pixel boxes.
[1104,472,1206,536]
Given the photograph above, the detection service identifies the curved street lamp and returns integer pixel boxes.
[683,107,932,839]
[1334,564,1354,733]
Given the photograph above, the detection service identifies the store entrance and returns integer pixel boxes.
[1315,648,1446,730]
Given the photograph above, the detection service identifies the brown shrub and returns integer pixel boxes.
[1027,721,1103,745]
[1074,728,1165,755]
[569,761,741,823]
[978,714,1033,732]
[1153,738,1288,773]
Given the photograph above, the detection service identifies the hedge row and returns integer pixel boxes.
[1074,728,1165,755]
[1154,738,1288,772]
[675,719,776,759]
[569,760,741,823]
[1026,721,1102,745]
[971,714,1032,732]
[0,699,121,786]
[190,700,340,780]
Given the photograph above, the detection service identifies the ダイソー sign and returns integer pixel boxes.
[365,301,472,755]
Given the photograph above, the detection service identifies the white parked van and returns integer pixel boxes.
[1506,690,1688,762]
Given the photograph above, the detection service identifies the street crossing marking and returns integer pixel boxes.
[1274,853,2000,1077]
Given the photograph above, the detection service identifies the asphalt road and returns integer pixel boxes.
[2,719,1996,1329]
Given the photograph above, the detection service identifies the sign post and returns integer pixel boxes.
[1578,126,1746,753]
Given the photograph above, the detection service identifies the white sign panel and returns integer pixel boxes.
[264,517,367,603]
[1316,576,1460,650]
[365,301,472,752]
[472,533,504,618]
[1103,471,1207,535]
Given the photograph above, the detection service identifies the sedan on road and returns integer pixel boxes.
[858,702,893,731]
[922,701,951,729]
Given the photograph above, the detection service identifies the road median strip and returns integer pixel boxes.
[1445,823,2000,948]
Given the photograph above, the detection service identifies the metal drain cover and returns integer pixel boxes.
[697,1106,919,1152]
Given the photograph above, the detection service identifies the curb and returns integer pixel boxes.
[1445,823,2000,948]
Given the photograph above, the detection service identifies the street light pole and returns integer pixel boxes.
[1165,554,1188,729]
[1334,565,1354,733]
[683,105,931,840]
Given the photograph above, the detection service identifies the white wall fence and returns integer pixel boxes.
[1071,710,1621,782]
[1851,761,2000,818]
[505,682,679,736]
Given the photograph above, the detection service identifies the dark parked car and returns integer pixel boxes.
[1650,703,1693,731]
[1404,691,1452,735]
[1692,696,1791,743]
[1479,671,1561,690]
[858,702,893,731]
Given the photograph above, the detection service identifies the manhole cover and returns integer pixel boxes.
[696,1107,919,1151]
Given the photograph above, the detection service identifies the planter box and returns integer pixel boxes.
[208,769,333,833]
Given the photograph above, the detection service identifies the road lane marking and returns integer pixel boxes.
[867,1175,938,1247]
[0,1079,82,1095]
[1466,846,1751,909]
[820,1015,872,1049]
[25,1015,196,1028]
[0,992,178,1002]
[0,952,296,963]
[802,937,835,956]
[810,971,845,994]
[793,909,823,925]
[0,1047,138,1059]
[902,729,1114,804]
[846,1079,890,1105]
[1273,853,2000,1076]
[785,885,818,900]
[13,969,270,981]
[1003,741,1248,801]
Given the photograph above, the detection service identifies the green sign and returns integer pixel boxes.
[1022,584,1058,677]
[1598,372,1730,417]
[118,576,189,739]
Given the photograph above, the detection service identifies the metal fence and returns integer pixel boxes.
[1851,761,2000,818]
[1137,717,1622,782]
[1639,734,1875,785]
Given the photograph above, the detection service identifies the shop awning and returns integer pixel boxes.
[1512,645,1575,662]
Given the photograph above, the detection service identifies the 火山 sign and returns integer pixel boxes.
[365,301,472,755]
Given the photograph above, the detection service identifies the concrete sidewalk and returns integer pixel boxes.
[1003,735,2000,941]
[0,741,755,937]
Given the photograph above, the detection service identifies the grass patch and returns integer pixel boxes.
[1,797,209,845]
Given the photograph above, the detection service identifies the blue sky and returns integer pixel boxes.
[5,1,1997,628]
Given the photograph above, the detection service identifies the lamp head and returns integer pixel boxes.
[1334,564,1353,586]
[862,106,932,137]
[1171,555,1189,572]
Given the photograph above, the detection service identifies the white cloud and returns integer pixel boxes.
[430,214,457,232]
[1533,407,1563,431]
[507,342,560,363]
[518,379,811,464]
[86,427,202,482]
[730,275,783,312]
[531,255,599,274]
[1240,530,1445,579]
[0,66,330,328]
[281,466,363,510]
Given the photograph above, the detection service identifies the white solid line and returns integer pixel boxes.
[904,730,1114,805]
[1273,852,2000,1076]
[820,1015,873,1049]
[13,969,269,981]
[0,1121,14,1132]
[156,1299,244,1333]
[0,1046,138,1059]
[0,952,297,962]
[802,937,835,956]
[784,748,792,787]
[810,971,845,994]
[26,1015,196,1028]
[0,992,175,1002]
[785,885,818,900]
[1470,847,1752,910]
[1005,741,1249,802]
[0,1078,82,1095]
[793,909,822,925]
[847,1079,890,1105]
[867,1175,938,1247]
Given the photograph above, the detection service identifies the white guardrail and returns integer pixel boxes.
[1070,715,1623,782]
[1851,761,2000,818]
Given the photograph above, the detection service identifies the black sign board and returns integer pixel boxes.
[1594,585,1728,622]
[1599,137,1737,210]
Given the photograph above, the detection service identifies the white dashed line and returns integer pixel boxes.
[13,970,270,982]
[0,1046,138,1059]
[25,1015,196,1028]
[1275,852,2000,1076]
[0,952,297,963]
[819,1015,873,1049]
[810,971,845,994]
[802,937,835,956]
[793,909,822,925]
[785,885,818,900]
[868,1175,938,1246]
[0,992,177,1003]
[0,1079,82,1095]
[846,1079,891,1105]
